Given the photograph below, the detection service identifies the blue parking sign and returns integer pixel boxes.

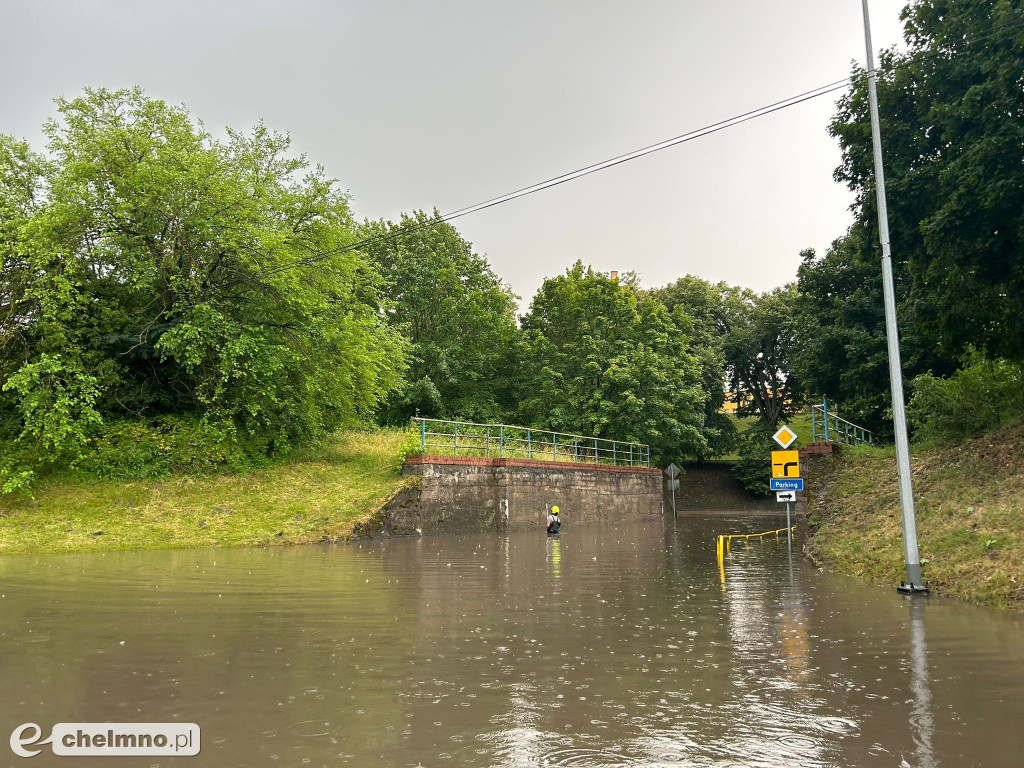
[770,478,804,492]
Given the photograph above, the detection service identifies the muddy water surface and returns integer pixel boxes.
[2,513,1022,767]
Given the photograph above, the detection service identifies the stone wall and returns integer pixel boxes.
[364,456,663,536]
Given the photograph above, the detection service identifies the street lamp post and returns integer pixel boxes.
[860,0,927,593]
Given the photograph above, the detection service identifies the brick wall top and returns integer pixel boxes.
[800,442,836,457]
[405,454,662,475]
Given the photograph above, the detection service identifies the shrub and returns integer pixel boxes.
[76,417,250,480]
[909,351,1024,444]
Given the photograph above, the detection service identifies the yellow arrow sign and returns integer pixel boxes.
[771,450,800,478]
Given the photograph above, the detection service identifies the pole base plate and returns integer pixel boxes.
[896,582,930,595]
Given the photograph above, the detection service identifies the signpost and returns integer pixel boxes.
[665,463,680,519]
[770,426,800,552]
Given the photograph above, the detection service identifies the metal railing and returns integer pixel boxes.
[716,527,794,559]
[716,526,796,590]
[811,397,875,446]
[414,418,651,467]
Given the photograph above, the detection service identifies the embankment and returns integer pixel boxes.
[804,420,1024,609]
[0,431,411,554]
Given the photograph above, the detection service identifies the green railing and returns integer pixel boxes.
[415,418,650,467]
[811,397,875,446]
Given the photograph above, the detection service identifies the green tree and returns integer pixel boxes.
[361,210,521,424]
[652,275,740,459]
[0,87,405,491]
[519,262,708,464]
[800,0,1024,434]
[723,285,803,429]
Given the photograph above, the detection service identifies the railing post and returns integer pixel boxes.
[594,438,598,464]
[823,397,830,443]
[612,441,617,465]
[811,407,818,442]
[553,433,557,462]
[486,426,490,457]
[629,444,633,466]
[527,429,532,460]
[421,419,426,451]
[453,423,458,456]
[499,426,504,457]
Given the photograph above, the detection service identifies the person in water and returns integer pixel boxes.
[547,506,561,535]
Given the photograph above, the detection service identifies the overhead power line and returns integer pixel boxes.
[267,80,850,277]
[259,12,1024,277]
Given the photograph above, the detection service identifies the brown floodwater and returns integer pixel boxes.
[1,513,1022,767]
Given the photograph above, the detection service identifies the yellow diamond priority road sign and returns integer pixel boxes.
[772,424,797,449]
[771,450,800,479]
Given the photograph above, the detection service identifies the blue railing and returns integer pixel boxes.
[811,397,875,446]
[415,418,651,467]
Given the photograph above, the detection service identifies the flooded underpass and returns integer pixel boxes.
[2,513,1022,767]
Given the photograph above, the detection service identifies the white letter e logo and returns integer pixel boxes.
[10,724,51,758]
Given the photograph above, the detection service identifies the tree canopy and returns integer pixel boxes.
[360,210,521,424]
[796,0,1024,431]
[519,263,708,464]
[0,87,405,490]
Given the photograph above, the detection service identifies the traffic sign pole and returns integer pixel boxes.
[665,463,680,520]
[786,502,792,555]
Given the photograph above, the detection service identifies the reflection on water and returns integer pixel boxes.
[908,599,935,768]
[1,514,1023,767]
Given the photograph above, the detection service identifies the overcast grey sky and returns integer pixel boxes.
[0,0,906,308]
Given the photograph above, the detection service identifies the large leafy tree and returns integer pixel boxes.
[0,87,405,490]
[519,262,708,463]
[361,211,521,424]
[652,275,740,459]
[798,0,1024,431]
[723,285,804,429]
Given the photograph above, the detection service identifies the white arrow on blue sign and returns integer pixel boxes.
[770,478,804,492]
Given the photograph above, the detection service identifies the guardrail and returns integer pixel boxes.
[414,418,651,468]
[716,526,796,589]
[716,527,794,560]
[811,397,875,446]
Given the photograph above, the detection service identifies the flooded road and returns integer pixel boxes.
[2,513,1023,767]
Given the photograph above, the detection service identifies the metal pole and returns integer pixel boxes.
[671,479,676,519]
[861,0,926,593]
[786,501,792,555]
[421,419,426,451]
[822,397,830,443]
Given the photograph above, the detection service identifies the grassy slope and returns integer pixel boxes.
[0,430,412,555]
[804,420,1024,609]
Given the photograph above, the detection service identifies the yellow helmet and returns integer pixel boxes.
[551,506,560,515]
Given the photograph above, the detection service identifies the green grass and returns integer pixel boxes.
[804,419,1024,609]
[0,430,412,555]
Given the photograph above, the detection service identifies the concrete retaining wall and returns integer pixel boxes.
[365,456,663,536]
